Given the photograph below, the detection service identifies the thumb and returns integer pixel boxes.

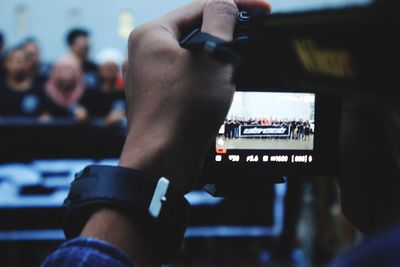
[201,0,239,41]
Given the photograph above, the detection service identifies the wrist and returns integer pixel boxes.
[119,129,179,173]
[119,129,198,193]
[64,165,190,264]
[81,208,161,267]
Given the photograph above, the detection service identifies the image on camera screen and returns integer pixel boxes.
[216,92,315,151]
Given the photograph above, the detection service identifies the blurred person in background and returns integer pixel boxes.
[44,55,87,121]
[0,31,4,56]
[66,28,98,90]
[0,47,46,117]
[0,31,5,80]
[80,48,126,126]
[22,38,50,87]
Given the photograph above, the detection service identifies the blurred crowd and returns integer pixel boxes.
[0,29,126,126]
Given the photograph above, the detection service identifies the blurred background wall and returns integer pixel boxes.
[0,0,371,62]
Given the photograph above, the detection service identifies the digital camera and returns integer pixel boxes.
[182,0,399,195]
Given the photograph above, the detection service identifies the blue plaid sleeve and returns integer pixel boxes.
[41,237,138,267]
[331,224,400,267]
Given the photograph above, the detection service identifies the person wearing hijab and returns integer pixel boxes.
[44,55,87,121]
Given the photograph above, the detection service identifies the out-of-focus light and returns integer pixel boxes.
[118,10,135,39]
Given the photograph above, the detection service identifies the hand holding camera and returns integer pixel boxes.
[119,0,271,194]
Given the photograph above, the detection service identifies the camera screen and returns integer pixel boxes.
[215,92,315,164]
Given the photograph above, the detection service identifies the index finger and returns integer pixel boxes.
[159,0,271,40]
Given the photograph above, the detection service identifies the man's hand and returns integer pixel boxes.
[119,0,271,193]
[81,1,271,267]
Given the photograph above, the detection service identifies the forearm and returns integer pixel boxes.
[46,0,271,266]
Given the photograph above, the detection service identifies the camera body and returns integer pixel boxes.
[232,2,399,101]
[182,1,399,195]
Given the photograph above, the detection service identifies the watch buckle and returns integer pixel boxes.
[149,177,170,218]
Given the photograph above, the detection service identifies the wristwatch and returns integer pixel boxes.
[63,164,190,263]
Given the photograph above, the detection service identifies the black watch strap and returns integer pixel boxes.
[63,164,189,263]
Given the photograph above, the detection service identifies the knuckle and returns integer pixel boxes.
[205,0,238,17]
[128,24,152,49]
[127,23,180,65]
